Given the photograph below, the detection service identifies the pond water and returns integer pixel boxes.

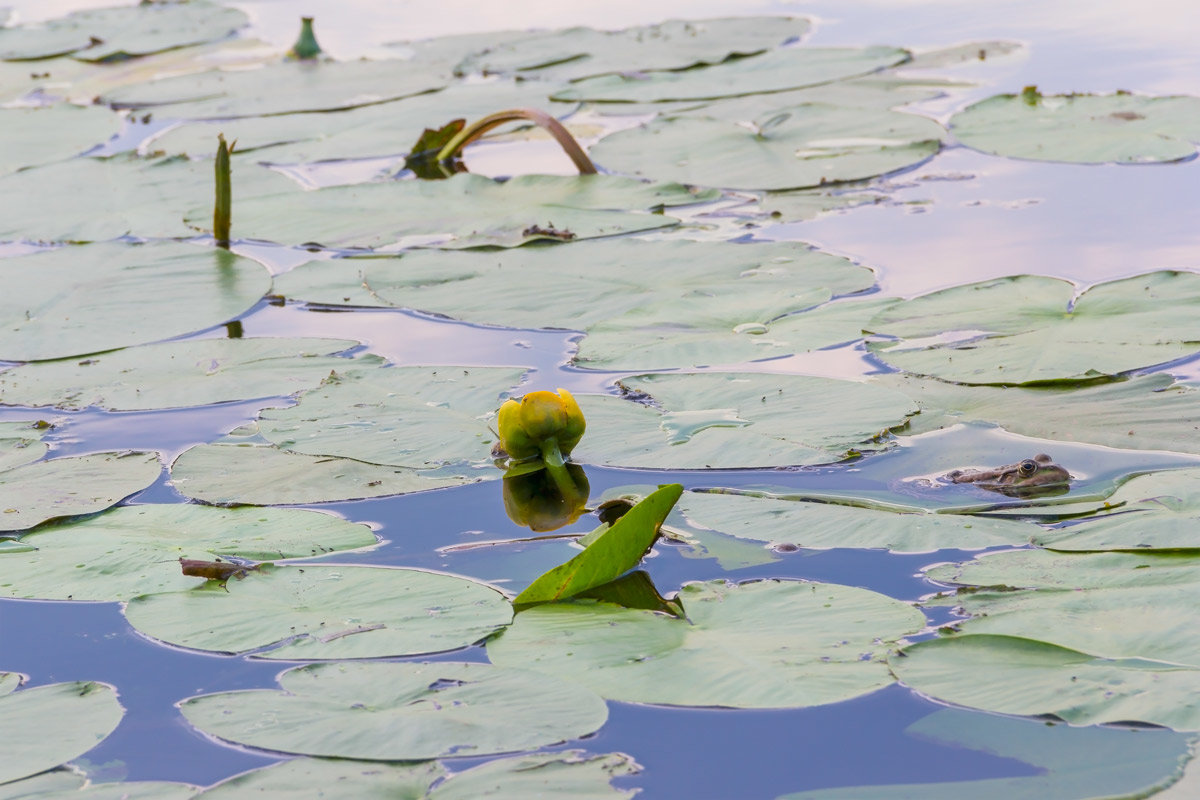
[2,0,1200,798]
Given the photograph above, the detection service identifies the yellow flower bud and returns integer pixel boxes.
[496,388,586,462]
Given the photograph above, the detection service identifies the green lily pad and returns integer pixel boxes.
[902,40,1023,69]
[780,707,1193,799]
[0,105,121,177]
[0,242,270,361]
[148,78,568,163]
[0,1,246,62]
[0,773,198,799]
[0,420,50,472]
[1027,468,1200,550]
[125,564,512,659]
[195,751,637,799]
[925,548,1200,591]
[590,103,943,190]
[514,484,682,604]
[676,490,1033,553]
[489,578,925,708]
[101,57,447,118]
[951,90,1200,163]
[276,240,872,342]
[553,45,910,103]
[0,154,297,243]
[883,372,1200,456]
[256,365,522,470]
[573,372,917,469]
[0,504,376,601]
[0,451,161,533]
[184,173,709,249]
[181,661,608,760]
[574,297,893,371]
[170,441,473,505]
[0,337,380,410]
[0,677,123,785]
[867,272,1200,385]
[892,633,1200,730]
[451,16,812,81]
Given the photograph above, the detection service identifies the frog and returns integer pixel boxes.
[942,453,1070,497]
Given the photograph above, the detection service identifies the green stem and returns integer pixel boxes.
[435,108,597,174]
[540,439,577,499]
[213,134,232,248]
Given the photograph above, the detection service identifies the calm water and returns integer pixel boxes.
[2,1,1198,796]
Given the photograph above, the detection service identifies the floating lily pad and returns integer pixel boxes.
[883,372,1200,456]
[451,16,812,81]
[925,548,1200,591]
[574,297,893,371]
[181,661,608,760]
[951,90,1200,163]
[867,272,1200,384]
[893,633,1200,730]
[0,451,161,533]
[102,57,447,118]
[0,242,270,361]
[275,240,874,349]
[195,751,637,799]
[0,1,246,62]
[0,420,49,472]
[185,173,708,249]
[903,40,1023,69]
[0,337,379,410]
[676,490,1033,553]
[489,578,925,708]
[591,103,943,190]
[170,441,472,505]
[256,365,522,470]
[554,45,910,103]
[780,707,1193,799]
[0,105,121,177]
[125,564,512,659]
[0,773,198,799]
[0,153,297,243]
[148,78,568,163]
[572,372,917,469]
[0,677,123,785]
[0,504,376,601]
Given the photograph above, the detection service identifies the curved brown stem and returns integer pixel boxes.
[435,108,597,174]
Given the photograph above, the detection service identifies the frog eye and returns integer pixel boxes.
[1018,459,1038,477]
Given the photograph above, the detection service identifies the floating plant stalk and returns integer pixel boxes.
[213,134,232,248]
[435,108,597,174]
[287,16,323,60]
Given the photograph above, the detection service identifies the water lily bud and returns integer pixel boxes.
[497,388,586,462]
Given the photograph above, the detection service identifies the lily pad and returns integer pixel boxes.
[892,633,1200,730]
[0,451,161,533]
[553,45,910,103]
[0,105,121,177]
[0,154,297,243]
[276,240,873,342]
[0,420,50,472]
[676,490,1033,553]
[0,337,380,410]
[780,707,1193,799]
[450,17,812,81]
[0,676,123,785]
[0,242,270,361]
[180,661,608,760]
[489,578,925,708]
[170,441,473,505]
[256,365,523,470]
[883,372,1200,456]
[101,57,447,119]
[0,774,197,799]
[0,1,246,62]
[951,90,1200,163]
[574,297,893,371]
[195,752,637,799]
[0,504,376,601]
[925,548,1200,591]
[124,564,512,660]
[867,271,1200,384]
[572,372,917,469]
[590,103,943,190]
[184,173,709,249]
